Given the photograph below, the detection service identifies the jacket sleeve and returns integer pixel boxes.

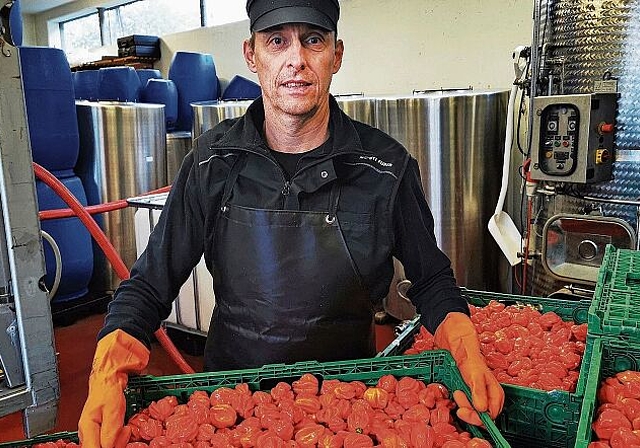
[99,148,206,347]
[392,157,469,334]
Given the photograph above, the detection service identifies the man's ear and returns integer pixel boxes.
[243,39,258,73]
[332,39,344,74]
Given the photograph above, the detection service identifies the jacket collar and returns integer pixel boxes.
[212,95,367,156]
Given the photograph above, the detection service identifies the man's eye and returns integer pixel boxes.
[306,36,322,45]
[271,37,284,46]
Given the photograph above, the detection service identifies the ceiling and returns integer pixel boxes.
[20,0,76,14]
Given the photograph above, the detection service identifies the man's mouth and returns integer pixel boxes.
[282,81,311,88]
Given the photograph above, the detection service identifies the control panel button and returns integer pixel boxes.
[598,122,615,134]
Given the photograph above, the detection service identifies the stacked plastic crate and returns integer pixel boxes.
[574,245,640,447]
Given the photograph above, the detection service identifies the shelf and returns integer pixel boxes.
[71,55,158,72]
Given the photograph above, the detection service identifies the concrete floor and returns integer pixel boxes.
[0,311,395,443]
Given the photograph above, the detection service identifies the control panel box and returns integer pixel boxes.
[530,93,617,184]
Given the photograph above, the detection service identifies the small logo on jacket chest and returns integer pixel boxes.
[358,155,393,167]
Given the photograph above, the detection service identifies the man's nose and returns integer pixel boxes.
[286,39,306,70]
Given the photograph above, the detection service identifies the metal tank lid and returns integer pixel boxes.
[191,99,255,108]
[374,88,510,101]
[75,99,165,110]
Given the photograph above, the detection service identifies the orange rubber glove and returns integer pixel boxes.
[78,329,150,448]
[434,312,504,426]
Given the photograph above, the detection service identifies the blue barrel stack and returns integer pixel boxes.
[19,46,93,303]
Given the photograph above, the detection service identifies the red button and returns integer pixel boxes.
[599,122,615,134]
[562,141,569,147]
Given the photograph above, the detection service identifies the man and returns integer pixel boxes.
[79,1,504,446]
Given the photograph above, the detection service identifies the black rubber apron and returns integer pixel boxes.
[204,156,375,371]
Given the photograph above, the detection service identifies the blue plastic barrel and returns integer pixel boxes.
[97,66,141,102]
[136,69,162,88]
[6,0,22,46]
[168,51,219,131]
[36,173,93,303]
[73,70,99,100]
[221,75,261,101]
[141,78,178,131]
[19,46,80,172]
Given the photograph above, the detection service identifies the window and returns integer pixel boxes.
[60,13,101,64]
[57,0,248,64]
[205,0,246,27]
[103,0,201,44]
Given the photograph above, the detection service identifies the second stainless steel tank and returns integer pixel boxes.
[166,131,192,182]
[335,95,377,126]
[376,90,508,291]
[76,101,167,292]
[192,100,254,140]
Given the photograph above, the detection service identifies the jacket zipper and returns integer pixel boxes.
[217,145,361,207]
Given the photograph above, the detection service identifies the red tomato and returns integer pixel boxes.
[210,387,236,406]
[188,400,211,425]
[165,414,199,443]
[271,383,295,403]
[294,423,324,447]
[333,382,357,400]
[376,375,398,393]
[292,374,319,396]
[295,394,322,414]
[253,391,274,406]
[610,427,640,448]
[467,439,493,448]
[343,433,374,448]
[209,404,238,429]
[148,436,172,448]
[149,396,179,421]
[409,423,434,448]
[593,408,632,440]
[138,417,163,441]
[363,387,389,409]
[196,423,216,442]
[255,431,287,448]
[402,404,430,424]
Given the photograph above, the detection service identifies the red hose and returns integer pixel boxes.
[40,200,127,220]
[39,185,172,220]
[33,163,195,374]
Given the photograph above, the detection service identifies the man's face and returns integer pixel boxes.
[243,23,344,119]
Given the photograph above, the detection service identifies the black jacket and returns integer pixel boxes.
[101,96,468,347]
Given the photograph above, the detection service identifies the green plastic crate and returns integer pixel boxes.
[126,351,511,447]
[0,432,78,448]
[377,288,592,448]
[589,245,640,340]
[575,337,640,448]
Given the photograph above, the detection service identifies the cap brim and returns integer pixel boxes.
[251,6,335,32]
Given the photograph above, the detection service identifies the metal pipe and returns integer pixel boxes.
[527,0,543,157]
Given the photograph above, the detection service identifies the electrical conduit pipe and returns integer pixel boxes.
[33,162,195,374]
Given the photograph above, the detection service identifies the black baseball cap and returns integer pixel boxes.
[246,0,340,32]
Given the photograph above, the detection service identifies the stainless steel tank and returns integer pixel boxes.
[76,101,167,292]
[375,90,509,291]
[528,0,640,295]
[191,100,253,140]
[335,95,377,126]
[166,131,192,182]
